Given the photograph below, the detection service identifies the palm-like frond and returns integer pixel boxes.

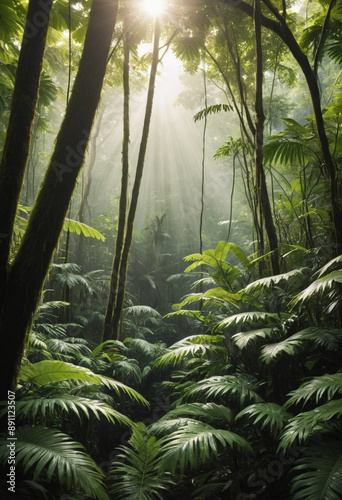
[242,268,306,294]
[160,420,252,474]
[28,332,52,359]
[260,338,303,364]
[62,218,105,241]
[149,417,198,436]
[183,241,249,282]
[171,289,244,310]
[291,438,342,500]
[291,270,342,305]
[112,358,142,385]
[1,395,133,428]
[217,311,280,332]
[124,337,163,360]
[180,375,263,407]
[0,425,109,500]
[284,327,342,351]
[263,138,307,166]
[232,328,273,349]
[109,423,174,500]
[124,304,162,319]
[157,402,233,426]
[316,255,342,278]
[18,360,149,406]
[46,337,91,357]
[32,323,70,338]
[326,33,342,64]
[279,399,342,450]
[154,335,226,368]
[285,373,342,408]
[91,340,126,359]
[237,402,292,436]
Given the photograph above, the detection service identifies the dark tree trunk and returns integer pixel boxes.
[0,0,118,401]
[106,18,161,341]
[226,0,342,254]
[103,25,131,342]
[0,0,53,311]
[254,0,279,275]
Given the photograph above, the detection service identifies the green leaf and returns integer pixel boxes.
[237,402,292,436]
[280,399,342,450]
[263,139,306,166]
[194,104,233,123]
[181,375,262,407]
[291,438,342,500]
[0,426,109,500]
[109,423,175,499]
[18,360,148,406]
[285,373,342,408]
[63,219,105,241]
[154,335,226,368]
[242,268,306,294]
[157,402,233,426]
[260,339,303,364]
[291,270,342,305]
[160,420,252,474]
[3,395,133,428]
[232,328,273,349]
[218,311,279,331]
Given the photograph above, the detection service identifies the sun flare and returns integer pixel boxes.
[143,0,165,16]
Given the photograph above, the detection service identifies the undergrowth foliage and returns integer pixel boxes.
[1,242,341,499]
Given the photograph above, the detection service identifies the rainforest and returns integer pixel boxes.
[0,0,342,498]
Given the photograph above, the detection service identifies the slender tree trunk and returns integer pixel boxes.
[76,108,104,266]
[0,0,53,311]
[254,0,279,275]
[0,0,118,401]
[106,18,161,341]
[103,26,131,342]
[228,0,342,253]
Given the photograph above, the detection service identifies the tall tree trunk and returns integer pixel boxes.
[76,108,104,267]
[104,18,161,341]
[103,25,131,342]
[0,0,53,311]
[228,0,342,254]
[0,0,118,401]
[254,0,279,275]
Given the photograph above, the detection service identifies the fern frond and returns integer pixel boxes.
[109,423,174,499]
[193,104,233,122]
